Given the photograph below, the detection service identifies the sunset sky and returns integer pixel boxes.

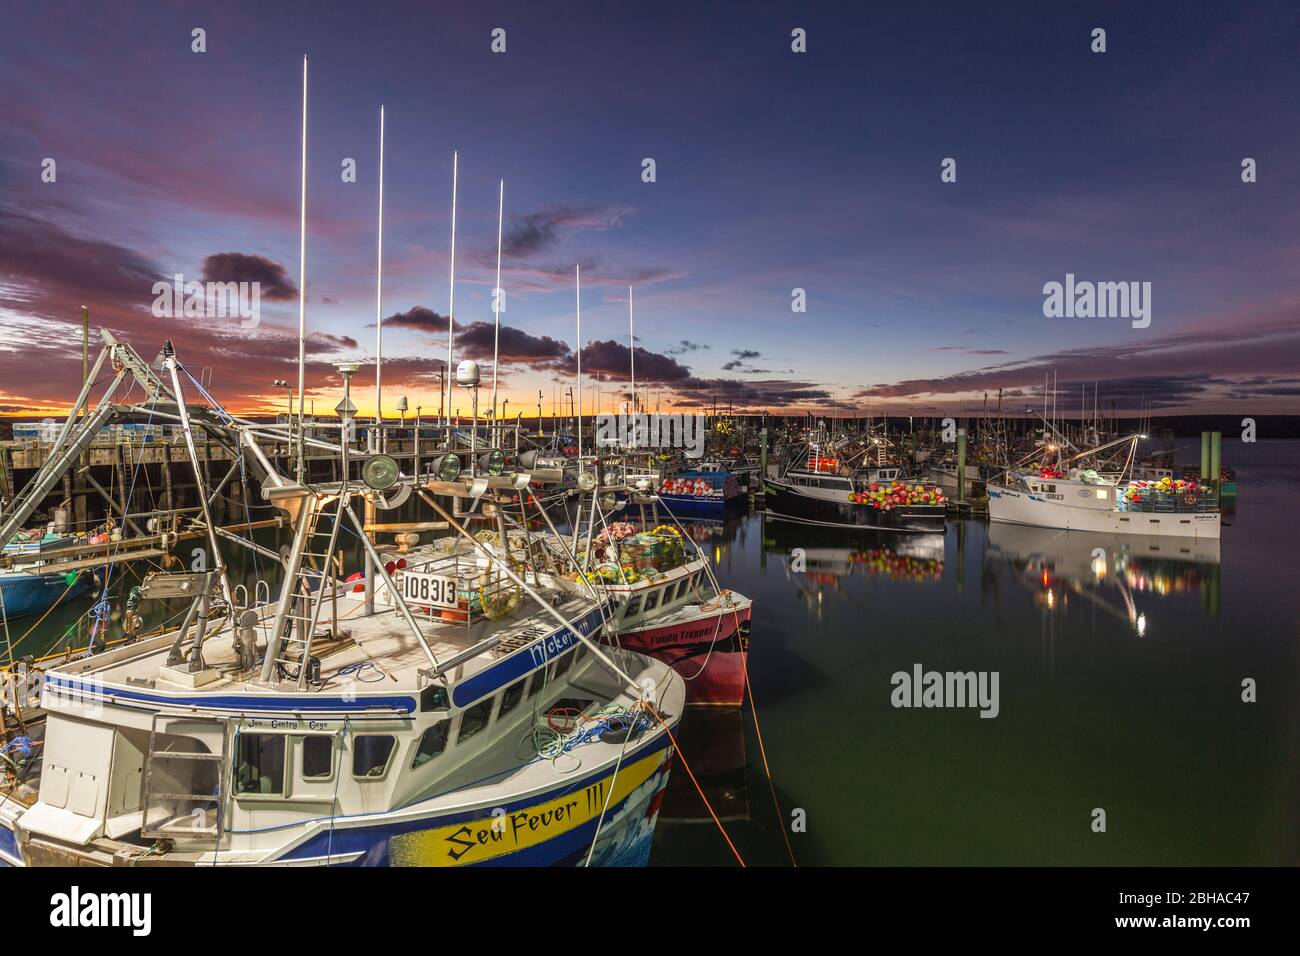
[1,0,1298,420]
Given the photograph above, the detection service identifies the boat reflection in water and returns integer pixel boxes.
[985,523,1222,632]
[760,518,945,613]
[659,709,750,827]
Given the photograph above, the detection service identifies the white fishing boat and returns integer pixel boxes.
[987,434,1221,540]
[1,356,683,869]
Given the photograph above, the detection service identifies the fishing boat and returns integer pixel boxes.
[763,445,946,532]
[987,435,1220,539]
[584,521,752,708]
[656,468,745,517]
[1,363,684,868]
[0,567,92,621]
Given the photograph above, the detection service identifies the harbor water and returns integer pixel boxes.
[7,440,1298,866]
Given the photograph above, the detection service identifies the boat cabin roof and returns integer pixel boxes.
[44,587,602,719]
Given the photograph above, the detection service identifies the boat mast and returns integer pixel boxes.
[628,284,636,415]
[490,178,504,445]
[576,263,582,462]
[295,54,309,483]
[374,105,385,447]
[445,150,458,443]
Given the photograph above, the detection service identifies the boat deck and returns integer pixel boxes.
[48,589,599,701]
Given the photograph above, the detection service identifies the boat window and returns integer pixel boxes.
[554,649,575,680]
[411,721,450,769]
[499,679,526,718]
[644,588,661,612]
[420,684,449,712]
[676,578,691,601]
[234,733,285,796]
[623,595,642,618]
[527,669,546,698]
[457,699,493,743]
[351,735,396,779]
[301,736,333,779]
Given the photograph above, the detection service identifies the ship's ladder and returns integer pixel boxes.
[262,491,346,690]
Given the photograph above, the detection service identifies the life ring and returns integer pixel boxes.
[650,524,680,538]
[1184,495,1196,506]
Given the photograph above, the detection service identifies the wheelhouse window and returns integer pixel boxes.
[234,733,285,796]
[499,679,525,718]
[623,595,642,619]
[411,721,450,769]
[351,735,396,779]
[554,649,575,680]
[421,684,449,712]
[644,588,661,612]
[457,698,493,743]
[301,736,333,779]
[527,669,545,698]
[676,578,691,600]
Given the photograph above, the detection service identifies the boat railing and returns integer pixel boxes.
[1119,491,1219,514]
[399,550,526,625]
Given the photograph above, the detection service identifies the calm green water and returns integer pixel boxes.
[652,439,1300,865]
[8,441,1298,866]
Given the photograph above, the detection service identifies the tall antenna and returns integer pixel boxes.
[374,105,385,436]
[628,284,636,415]
[576,263,582,462]
[445,150,458,439]
[490,178,504,439]
[295,54,308,483]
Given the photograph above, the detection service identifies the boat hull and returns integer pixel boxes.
[987,485,1221,539]
[616,601,752,708]
[0,570,91,619]
[299,736,676,867]
[763,478,945,532]
[656,493,743,517]
[5,731,676,868]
